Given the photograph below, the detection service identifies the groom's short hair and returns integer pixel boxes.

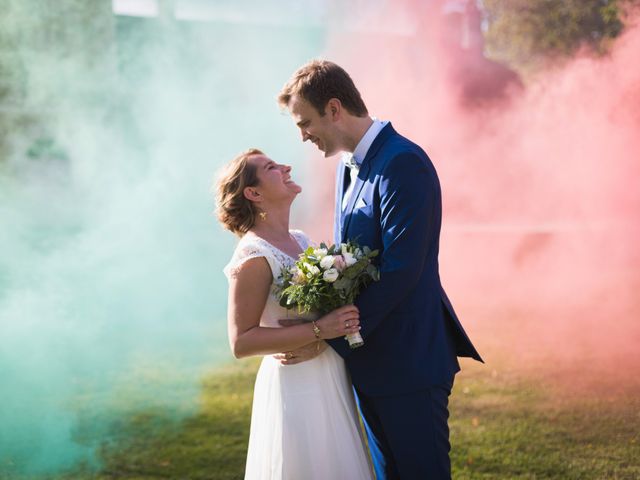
[278,60,368,117]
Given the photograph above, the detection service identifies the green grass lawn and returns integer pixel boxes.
[448,361,640,479]
[48,357,639,480]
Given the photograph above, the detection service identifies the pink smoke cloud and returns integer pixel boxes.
[300,2,640,387]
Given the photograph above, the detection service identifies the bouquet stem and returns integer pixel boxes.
[346,332,364,349]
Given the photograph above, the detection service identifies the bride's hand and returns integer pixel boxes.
[316,305,360,340]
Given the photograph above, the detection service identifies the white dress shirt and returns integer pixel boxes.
[342,118,389,210]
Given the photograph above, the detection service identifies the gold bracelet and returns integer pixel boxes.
[311,320,321,339]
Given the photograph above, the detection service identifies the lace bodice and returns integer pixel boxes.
[223,229,315,327]
[223,229,310,280]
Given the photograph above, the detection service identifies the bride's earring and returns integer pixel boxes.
[259,211,267,221]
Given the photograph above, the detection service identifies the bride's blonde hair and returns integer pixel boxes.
[215,148,263,236]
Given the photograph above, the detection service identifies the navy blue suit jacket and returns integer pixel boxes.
[327,123,483,396]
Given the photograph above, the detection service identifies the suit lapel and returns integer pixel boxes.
[341,123,396,242]
[341,163,370,242]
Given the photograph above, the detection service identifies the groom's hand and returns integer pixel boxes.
[274,341,328,365]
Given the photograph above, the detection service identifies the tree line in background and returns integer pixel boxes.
[0,0,114,165]
[0,0,639,164]
[482,0,640,75]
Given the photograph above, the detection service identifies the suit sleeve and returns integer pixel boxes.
[329,151,439,358]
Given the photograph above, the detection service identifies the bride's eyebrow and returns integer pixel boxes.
[264,161,275,169]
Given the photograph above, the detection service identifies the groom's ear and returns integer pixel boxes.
[243,186,262,203]
[326,98,342,121]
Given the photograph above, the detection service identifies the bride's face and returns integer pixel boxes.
[246,154,302,204]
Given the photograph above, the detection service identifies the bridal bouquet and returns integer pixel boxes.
[277,240,380,349]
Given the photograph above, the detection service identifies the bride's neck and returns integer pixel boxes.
[250,203,291,240]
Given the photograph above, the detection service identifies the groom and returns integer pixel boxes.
[277,60,483,479]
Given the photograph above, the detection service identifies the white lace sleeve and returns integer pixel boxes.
[223,238,286,282]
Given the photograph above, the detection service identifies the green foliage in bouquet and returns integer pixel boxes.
[277,240,380,314]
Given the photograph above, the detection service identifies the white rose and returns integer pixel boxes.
[343,252,357,267]
[340,243,349,255]
[306,265,321,277]
[313,248,328,259]
[319,255,335,270]
[322,268,339,283]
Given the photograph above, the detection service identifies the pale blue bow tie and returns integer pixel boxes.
[342,153,360,171]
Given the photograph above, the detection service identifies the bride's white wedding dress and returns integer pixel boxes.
[224,230,373,480]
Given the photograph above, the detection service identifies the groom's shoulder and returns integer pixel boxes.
[379,129,430,165]
[379,125,427,155]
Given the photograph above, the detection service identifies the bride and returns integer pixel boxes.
[215,148,374,480]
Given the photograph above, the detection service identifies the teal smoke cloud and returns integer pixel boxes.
[0,1,324,474]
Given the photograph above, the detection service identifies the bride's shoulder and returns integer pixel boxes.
[231,233,261,254]
[238,231,260,245]
[223,234,269,279]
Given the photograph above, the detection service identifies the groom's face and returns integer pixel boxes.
[288,95,340,157]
